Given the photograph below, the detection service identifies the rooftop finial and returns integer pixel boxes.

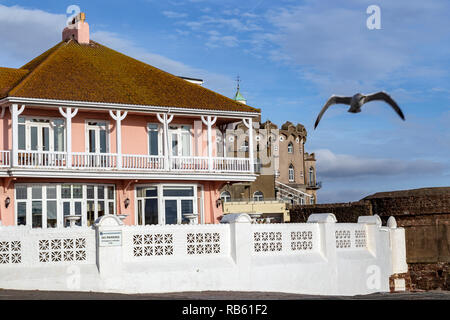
[234,75,246,104]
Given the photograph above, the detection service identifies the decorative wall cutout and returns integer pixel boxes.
[0,241,22,264]
[133,233,174,257]
[39,238,86,263]
[253,231,283,253]
[355,230,367,248]
[335,230,351,249]
[186,232,221,255]
[290,231,313,251]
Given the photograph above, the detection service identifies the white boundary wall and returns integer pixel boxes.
[0,213,407,296]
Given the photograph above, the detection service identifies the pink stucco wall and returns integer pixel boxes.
[0,106,227,226]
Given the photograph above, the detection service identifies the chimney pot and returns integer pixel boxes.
[62,12,90,44]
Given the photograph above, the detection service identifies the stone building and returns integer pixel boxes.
[218,86,320,222]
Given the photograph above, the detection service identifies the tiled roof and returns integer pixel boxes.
[0,67,28,98]
[1,40,260,114]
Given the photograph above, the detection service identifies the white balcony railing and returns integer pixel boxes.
[18,151,67,168]
[0,151,10,167]
[213,157,250,172]
[1,151,253,174]
[122,154,165,171]
[72,152,117,170]
[170,156,209,171]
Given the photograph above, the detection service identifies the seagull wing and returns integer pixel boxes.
[364,92,405,120]
[314,96,351,129]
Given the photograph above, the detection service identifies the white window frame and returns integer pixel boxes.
[147,123,163,156]
[18,116,66,152]
[220,191,231,203]
[253,191,264,202]
[288,165,295,182]
[135,183,200,225]
[168,124,193,157]
[85,120,110,153]
[14,183,115,228]
[287,142,293,153]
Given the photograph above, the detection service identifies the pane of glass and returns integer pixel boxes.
[47,186,57,199]
[108,201,114,215]
[165,200,178,225]
[74,202,81,226]
[87,201,95,226]
[107,186,114,199]
[61,185,71,199]
[16,186,27,200]
[145,187,157,197]
[31,126,38,151]
[137,199,142,225]
[98,201,105,218]
[54,123,65,152]
[89,129,96,153]
[42,127,50,151]
[87,185,95,199]
[181,199,193,224]
[99,130,107,153]
[63,202,70,227]
[73,185,83,199]
[32,186,42,199]
[97,186,104,199]
[144,199,158,225]
[171,133,178,156]
[17,202,26,225]
[32,201,42,228]
[18,124,26,150]
[149,129,159,156]
[163,187,194,197]
[47,201,57,228]
[181,131,190,156]
[18,117,25,124]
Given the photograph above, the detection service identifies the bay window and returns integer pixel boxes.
[15,184,115,228]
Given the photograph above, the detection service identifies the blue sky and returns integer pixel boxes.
[0,0,449,202]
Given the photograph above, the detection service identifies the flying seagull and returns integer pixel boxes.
[314,92,405,129]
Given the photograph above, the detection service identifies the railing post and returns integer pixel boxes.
[157,113,173,171]
[243,118,254,173]
[9,104,25,167]
[109,110,127,170]
[201,115,217,172]
[59,107,78,168]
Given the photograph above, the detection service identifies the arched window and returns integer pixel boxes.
[288,164,295,182]
[287,142,293,153]
[309,167,315,185]
[220,191,231,203]
[267,136,272,157]
[253,191,264,202]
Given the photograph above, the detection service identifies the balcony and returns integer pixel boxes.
[0,150,253,179]
[306,181,322,190]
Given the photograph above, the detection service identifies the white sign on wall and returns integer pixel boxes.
[99,230,122,247]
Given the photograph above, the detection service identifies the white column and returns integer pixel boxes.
[201,116,217,172]
[157,113,173,171]
[243,118,254,173]
[109,110,127,169]
[59,107,78,168]
[9,104,25,167]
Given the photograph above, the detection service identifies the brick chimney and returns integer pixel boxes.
[62,12,90,44]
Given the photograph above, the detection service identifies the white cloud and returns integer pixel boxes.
[0,4,235,97]
[162,11,188,19]
[265,0,450,93]
[315,149,446,179]
[0,4,66,67]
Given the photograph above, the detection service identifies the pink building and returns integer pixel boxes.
[0,14,259,228]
